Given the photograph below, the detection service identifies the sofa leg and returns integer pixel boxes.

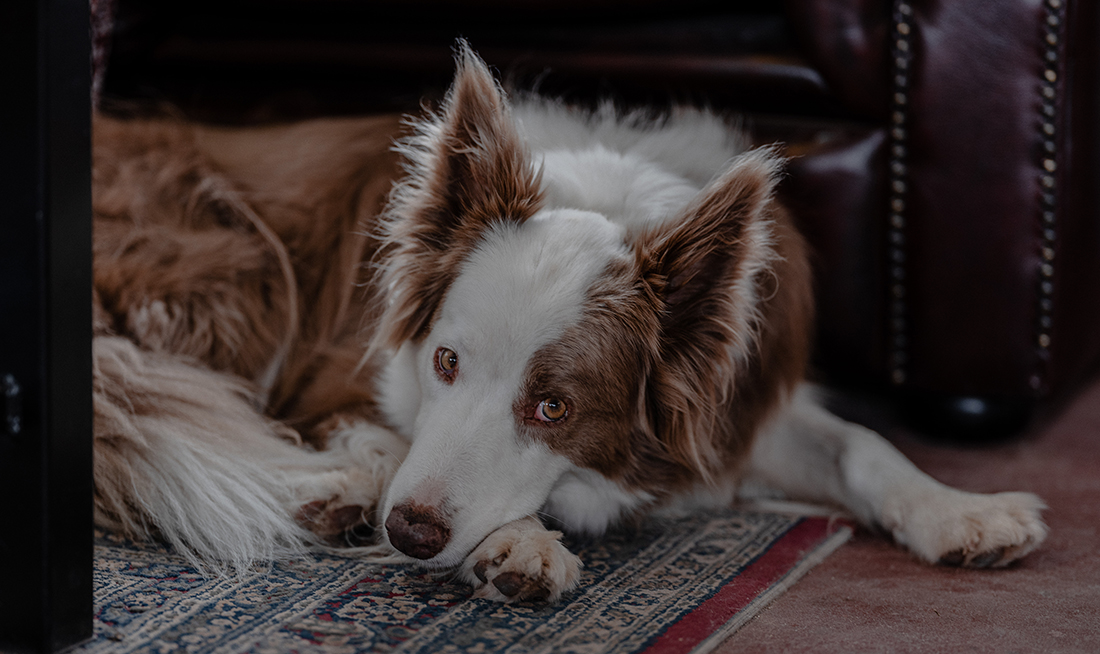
[900,392,1034,441]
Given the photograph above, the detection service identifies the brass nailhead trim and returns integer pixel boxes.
[1031,0,1064,392]
[888,0,914,386]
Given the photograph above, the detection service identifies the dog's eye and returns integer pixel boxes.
[436,347,458,381]
[535,398,568,423]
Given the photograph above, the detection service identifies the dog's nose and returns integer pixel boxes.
[385,502,451,559]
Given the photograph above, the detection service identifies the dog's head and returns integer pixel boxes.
[372,43,809,567]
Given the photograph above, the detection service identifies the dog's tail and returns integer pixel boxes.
[93,334,314,573]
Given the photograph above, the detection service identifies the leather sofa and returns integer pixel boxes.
[95,0,1100,434]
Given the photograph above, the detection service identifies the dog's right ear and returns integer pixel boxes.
[373,41,543,350]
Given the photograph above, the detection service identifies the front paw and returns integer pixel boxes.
[459,517,582,603]
[891,490,1048,568]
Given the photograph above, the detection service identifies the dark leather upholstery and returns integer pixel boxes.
[782,128,888,384]
[784,0,1100,401]
[98,0,1100,411]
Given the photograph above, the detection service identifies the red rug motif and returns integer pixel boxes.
[76,511,850,653]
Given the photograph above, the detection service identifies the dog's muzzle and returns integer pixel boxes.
[384,501,451,559]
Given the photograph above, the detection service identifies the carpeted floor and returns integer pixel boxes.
[75,377,1098,653]
[723,374,1100,653]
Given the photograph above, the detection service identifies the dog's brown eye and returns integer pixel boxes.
[436,347,458,381]
[535,398,568,423]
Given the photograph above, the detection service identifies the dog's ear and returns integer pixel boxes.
[373,41,542,349]
[634,147,787,479]
[399,40,542,228]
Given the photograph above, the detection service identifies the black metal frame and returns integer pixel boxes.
[0,0,93,651]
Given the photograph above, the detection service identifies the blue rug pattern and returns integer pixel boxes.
[75,510,849,654]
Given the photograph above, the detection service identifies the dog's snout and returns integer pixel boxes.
[385,502,451,560]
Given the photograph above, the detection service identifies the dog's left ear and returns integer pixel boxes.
[373,41,542,349]
[634,147,787,478]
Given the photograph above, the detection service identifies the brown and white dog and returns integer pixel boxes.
[92,44,1047,602]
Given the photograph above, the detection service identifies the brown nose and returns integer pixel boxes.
[384,502,451,560]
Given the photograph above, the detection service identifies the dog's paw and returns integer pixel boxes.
[292,463,387,546]
[889,490,1048,568]
[459,517,582,603]
[296,495,376,546]
[288,421,408,547]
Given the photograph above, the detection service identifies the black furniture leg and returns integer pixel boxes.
[0,0,93,651]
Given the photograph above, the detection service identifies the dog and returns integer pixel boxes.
[92,43,1047,602]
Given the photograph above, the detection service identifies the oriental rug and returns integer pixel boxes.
[75,510,850,654]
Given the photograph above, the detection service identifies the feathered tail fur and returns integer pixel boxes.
[92,334,314,573]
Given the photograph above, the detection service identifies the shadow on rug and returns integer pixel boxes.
[75,510,850,654]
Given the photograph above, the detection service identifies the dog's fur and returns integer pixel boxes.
[92,44,1047,600]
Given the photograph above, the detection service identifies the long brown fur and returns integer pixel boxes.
[92,113,404,565]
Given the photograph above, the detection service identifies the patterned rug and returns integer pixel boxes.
[75,510,850,654]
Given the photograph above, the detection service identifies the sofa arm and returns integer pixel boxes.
[787,0,1100,401]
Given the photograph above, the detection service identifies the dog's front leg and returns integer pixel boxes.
[459,516,582,603]
[745,385,1047,567]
